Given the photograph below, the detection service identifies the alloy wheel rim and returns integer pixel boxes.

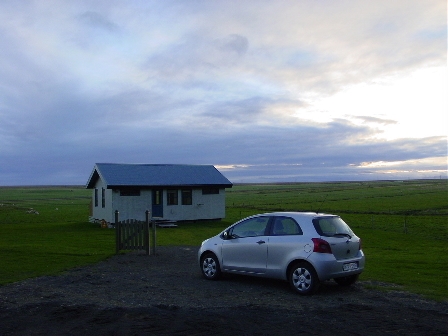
[203,258,216,277]
[292,267,312,291]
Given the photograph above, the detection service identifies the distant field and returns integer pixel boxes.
[0,180,447,300]
[226,180,447,237]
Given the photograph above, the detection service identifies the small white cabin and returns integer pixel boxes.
[86,163,233,223]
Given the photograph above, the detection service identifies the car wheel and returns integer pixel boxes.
[288,262,319,295]
[334,274,359,286]
[200,253,221,280]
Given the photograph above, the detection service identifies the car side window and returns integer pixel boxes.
[231,216,270,238]
[271,217,303,235]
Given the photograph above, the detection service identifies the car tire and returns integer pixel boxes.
[334,274,359,286]
[288,262,319,295]
[200,253,221,280]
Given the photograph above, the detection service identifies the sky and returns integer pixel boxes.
[0,0,446,186]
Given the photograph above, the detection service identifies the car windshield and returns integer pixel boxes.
[312,216,354,238]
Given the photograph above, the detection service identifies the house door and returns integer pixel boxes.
[152,189,163,218]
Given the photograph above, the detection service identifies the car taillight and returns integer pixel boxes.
[312,238,332,254]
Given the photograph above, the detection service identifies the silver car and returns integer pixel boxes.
[198,212,365,295]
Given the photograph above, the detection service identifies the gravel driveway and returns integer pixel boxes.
[1,246,447,335]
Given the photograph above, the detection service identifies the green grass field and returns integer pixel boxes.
[0,180,447,300]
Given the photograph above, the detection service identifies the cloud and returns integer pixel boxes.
[0,0,446,185]
[77,11,120,32]
[215,34,249,56]
[352,116,397,126]
[142,33,250,87]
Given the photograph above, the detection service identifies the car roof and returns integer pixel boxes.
[260,211,336,219]
[228,212,338,235]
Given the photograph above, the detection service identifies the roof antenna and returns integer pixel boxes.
[316,194,328,214]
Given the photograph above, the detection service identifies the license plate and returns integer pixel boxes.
[343,262,358,271]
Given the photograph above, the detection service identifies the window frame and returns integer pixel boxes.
[167,189,178,205]
[94,188,98,207]
[119,189,141,196]
[101,188,105,208]
[202,187,219,195]
[181,189,192,205]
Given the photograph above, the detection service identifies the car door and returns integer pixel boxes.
[221,216,271,274]
[267,216,307,276]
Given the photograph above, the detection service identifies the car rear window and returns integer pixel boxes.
[312,216,354,237]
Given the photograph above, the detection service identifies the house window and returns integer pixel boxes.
[101,188,105,208]
[153,190,162,205]
[94,188,98,207]
[181,189,192,205]
[202,188,219,195]
[120,189,141,196]
[167,189,178,205]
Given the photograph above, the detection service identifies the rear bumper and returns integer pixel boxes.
[308,250,365,281]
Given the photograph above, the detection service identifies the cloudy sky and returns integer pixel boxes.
[0,0,446,186]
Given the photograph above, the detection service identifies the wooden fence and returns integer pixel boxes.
[115,210,155,255]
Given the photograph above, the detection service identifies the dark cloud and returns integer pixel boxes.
[143,33,249,82]
[198,96,270,124]
[77,11,120,32]
[215,34,249,56]
[0,114,446,185]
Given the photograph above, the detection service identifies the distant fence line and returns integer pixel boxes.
[347,213,446,240]
[230,206,446,239]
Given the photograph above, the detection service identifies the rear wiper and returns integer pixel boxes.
[332,233,352,239]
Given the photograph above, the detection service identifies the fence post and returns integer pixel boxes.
[115,210,120,254]
[145,210,150,255]
[152,217,157,256]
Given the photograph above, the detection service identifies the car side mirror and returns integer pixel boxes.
[222,230,232,240]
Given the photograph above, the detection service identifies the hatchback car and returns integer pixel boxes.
[198,212,365,295]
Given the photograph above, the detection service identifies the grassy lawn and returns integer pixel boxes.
[0,180,447,301]
[0,187,116,281]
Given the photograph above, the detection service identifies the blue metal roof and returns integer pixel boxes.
[86,163,233,188]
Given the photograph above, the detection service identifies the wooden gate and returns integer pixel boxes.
[115,211,150,255]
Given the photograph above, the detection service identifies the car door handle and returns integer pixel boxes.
[257,240,266,245]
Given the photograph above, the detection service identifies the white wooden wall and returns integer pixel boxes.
[91,185,227,222]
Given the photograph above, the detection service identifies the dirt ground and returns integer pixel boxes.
[1,246,447,335]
